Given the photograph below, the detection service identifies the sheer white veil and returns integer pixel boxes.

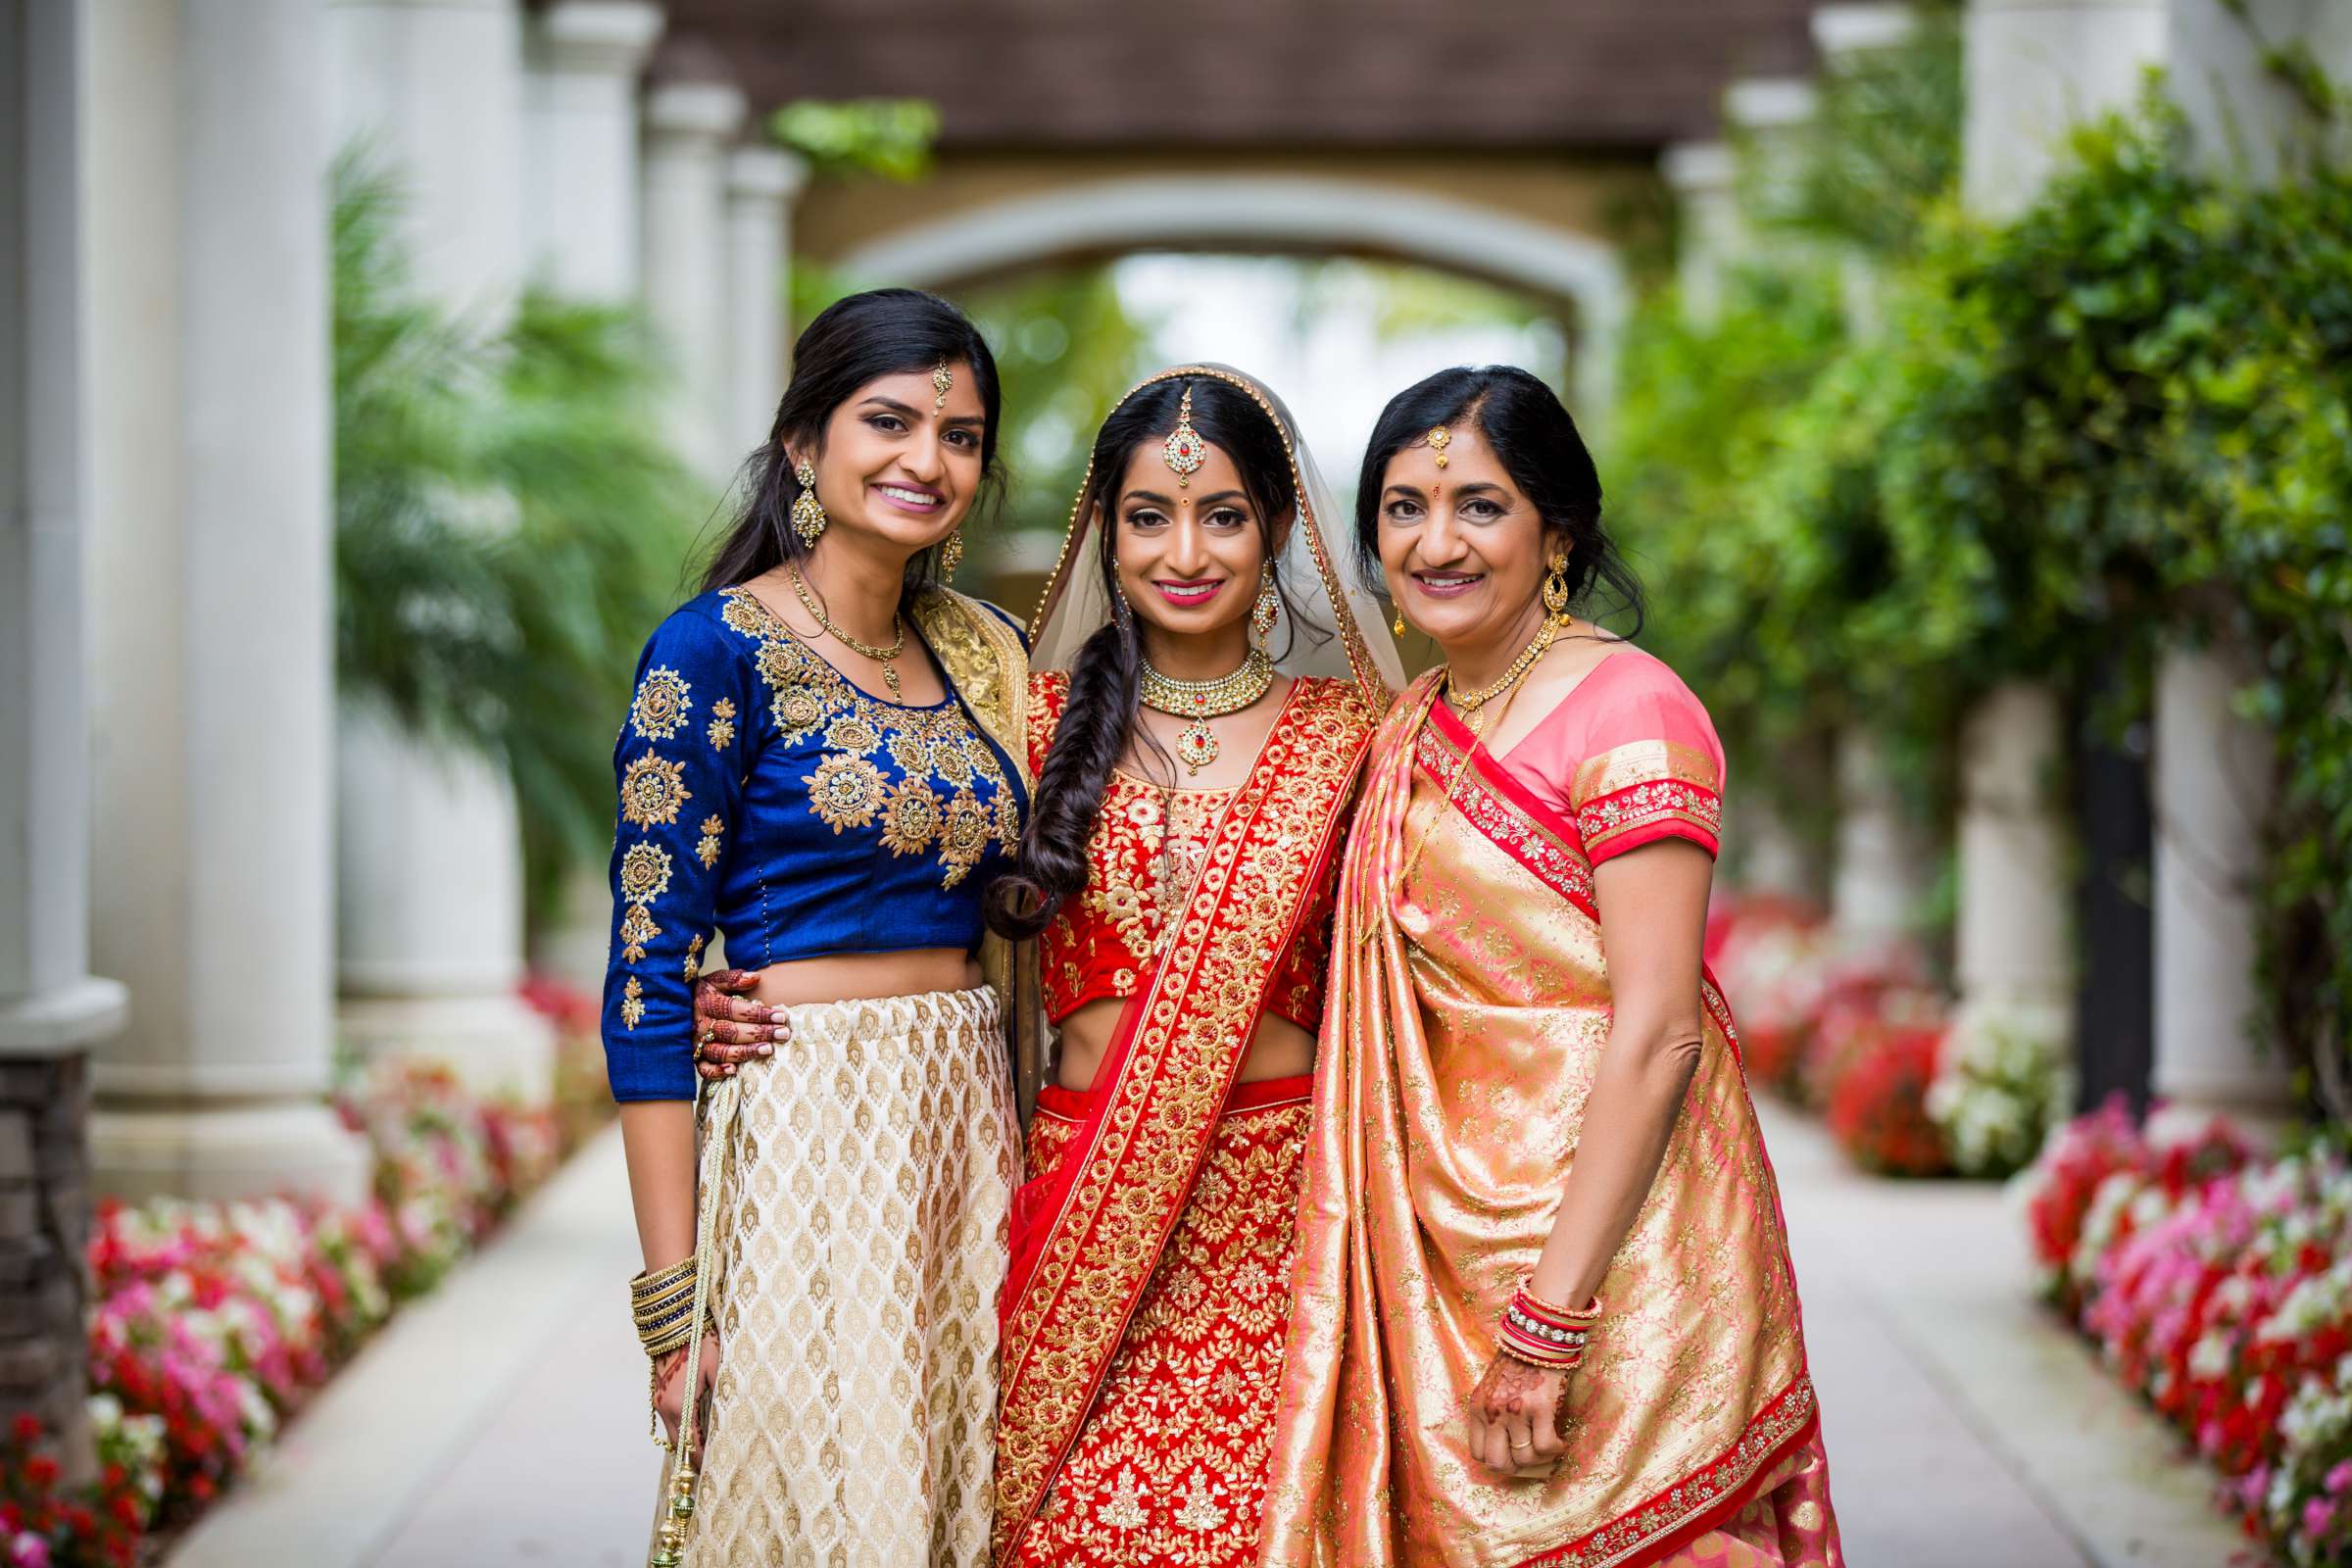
[1026,364,1403,710]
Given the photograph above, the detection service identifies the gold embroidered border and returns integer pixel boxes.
[1413,720,1598,915]
[1518,1375,1818,1568]
[1579,777,1723,858]
[991,678,1377,1564]
[911,587,1029,773]
[1571,738,1719,810]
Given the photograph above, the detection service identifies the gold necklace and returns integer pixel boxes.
[1446,615,1563,737]
[787,561,907,698]
[1390,615,1565,902]
[1138,648,1274,775]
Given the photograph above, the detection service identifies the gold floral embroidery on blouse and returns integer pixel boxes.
[616,841,672,964]
[628,666,692,741]
[684,934,704,984]
[706,699,737,752]
[619,842,673,904]
[620,975,644,1029]
[695,815,724,868]
[618,753,690,828]
[618,904,661,964]
[806,754,887,831]
[717,586,1017,889]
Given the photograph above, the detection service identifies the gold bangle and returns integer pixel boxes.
[632,1257,700,1358]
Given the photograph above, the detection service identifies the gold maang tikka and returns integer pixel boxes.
[1427,425,1451,467]
[1162,384,1207,487]
[931,360,953,413]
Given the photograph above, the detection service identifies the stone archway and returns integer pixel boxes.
[832,173,1629,421]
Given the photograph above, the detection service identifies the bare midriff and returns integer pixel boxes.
[747,949,982,1010]
[1054,997,1314,1093]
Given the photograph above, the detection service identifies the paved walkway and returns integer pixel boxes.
[168,1106,2252,1568]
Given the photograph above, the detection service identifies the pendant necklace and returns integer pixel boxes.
[787,561,906,698]
[1138,648,1274,775]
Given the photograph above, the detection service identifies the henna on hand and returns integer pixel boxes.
[1469,1354,1572,1465]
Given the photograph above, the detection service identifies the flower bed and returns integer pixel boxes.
[1707,894,2072,1179]
[3,982,604,1567]
[2024,1103,2352,1562]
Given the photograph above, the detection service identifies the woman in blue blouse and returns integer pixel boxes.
[608,288,1030,1567]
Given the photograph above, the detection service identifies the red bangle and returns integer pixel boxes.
[1496,1286,1597,1371]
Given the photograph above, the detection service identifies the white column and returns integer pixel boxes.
[1831,730,1928,943]
[1812,3,1918,57]
[1951,683,2073,1047]
[1722,76,1820,226]
[2136,2,2343,1128]
[1963,0,2167,220]
[2166,0,2350,182]
[1949,0,2168,1057]
[329,0,526,309]
[516,2,667,1003]
[524,1,665,298]
[1,0,128,1060]
[328,0,555,1104]
[1813,5,1919,338]
[642,77,746,478]
[0,3,111,1460]
[2151,644,2286,1119]
[1660,141,1741,326]
[723,146,808,458]
[83,0,368,1202]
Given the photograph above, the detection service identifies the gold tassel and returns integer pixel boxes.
[647,1073,741,1567]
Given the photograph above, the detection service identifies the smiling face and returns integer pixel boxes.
[1375,419,1558,654]
[796,365,987,555]
[1107,441,1270,644]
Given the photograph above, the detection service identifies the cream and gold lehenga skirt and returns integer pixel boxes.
[667,986,1017,1568]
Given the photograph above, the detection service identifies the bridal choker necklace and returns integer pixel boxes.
[1138,649,1274,775]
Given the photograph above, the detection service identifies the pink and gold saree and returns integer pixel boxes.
[1261,653,1840,1568]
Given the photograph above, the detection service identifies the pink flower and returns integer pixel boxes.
[2304,1496,2335,1539]
[10,1532,51,1568]
[2327,1459,2352,1495]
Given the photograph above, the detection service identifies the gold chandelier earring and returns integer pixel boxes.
[1543,549,1571,622]
[789,459,828,546]
[939,527,964,578]
[1250,566,1279,651]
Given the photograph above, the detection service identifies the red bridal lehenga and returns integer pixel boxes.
[1261,649,1844,1568]
[988,365,1401,1568]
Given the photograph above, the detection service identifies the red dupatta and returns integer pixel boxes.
[990,676,1379,1563]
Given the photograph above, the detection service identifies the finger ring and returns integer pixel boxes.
[1509,1440,1534,1452]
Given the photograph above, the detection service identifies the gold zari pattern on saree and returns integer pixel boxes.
[1260,674,1827,1568]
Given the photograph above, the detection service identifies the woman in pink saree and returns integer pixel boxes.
[1261,367,1841,1568]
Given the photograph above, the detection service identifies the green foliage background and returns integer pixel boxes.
[1604,10,2352,1107]
[333,157,710,919]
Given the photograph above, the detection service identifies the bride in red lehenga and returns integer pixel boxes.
[983,366,1400,1567]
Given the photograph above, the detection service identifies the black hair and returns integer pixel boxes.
[700,288,1004,594]
[1353,365,1643,634]
[983,375,1314,941]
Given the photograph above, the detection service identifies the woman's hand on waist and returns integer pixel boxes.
[693,969,786,1082]
[693,952,985,1080]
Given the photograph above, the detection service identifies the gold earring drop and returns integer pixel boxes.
[1250,568,1279,650]
[1392,605,1407,637]
[790,459,828,545]
[940,528,964,577]
[1542,551,1570,619]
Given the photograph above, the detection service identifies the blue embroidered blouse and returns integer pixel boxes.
[599,586,1028,1101]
